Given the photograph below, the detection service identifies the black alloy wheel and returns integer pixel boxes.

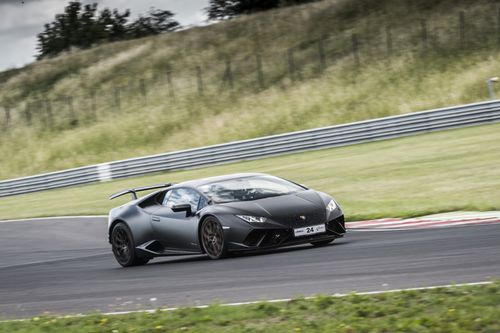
[201,217,227,259]
[111,222,150,267]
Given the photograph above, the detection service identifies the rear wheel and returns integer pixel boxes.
[310,239,335,247]
[111,222,150,267]
[201,217,227,259]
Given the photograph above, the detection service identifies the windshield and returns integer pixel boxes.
[197,175,304,203]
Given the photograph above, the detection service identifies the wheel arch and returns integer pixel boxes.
[108,219,129,243]
[197,214,218,254]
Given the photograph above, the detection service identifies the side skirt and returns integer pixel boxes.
[136,240,203,257]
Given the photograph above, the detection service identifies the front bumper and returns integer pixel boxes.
[227,215,345,251]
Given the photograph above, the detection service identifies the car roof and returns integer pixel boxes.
[174,172,268,188]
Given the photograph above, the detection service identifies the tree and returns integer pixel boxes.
[36,1,130,59]
[206,0,319,20]
[36,2,82,58]
[127,9,180,38]
[96,8,131,42]
[36,2,179,60]
[78,3,99,48]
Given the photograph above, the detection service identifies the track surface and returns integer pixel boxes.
[0,217,499,319]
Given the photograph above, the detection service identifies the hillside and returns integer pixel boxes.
[0,0,499,179]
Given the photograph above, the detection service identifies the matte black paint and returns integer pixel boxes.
[108,173,345,262]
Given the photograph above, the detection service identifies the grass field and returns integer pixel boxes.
[1,0,500,179]
[1,282,498,333]
[1,123,499,221]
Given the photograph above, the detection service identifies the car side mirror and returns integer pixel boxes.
[171,203,192,217]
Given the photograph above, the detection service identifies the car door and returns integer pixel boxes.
[151,187,206,251]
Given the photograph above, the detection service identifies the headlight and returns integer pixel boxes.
[326,200,337,212]
[236,215,267,223]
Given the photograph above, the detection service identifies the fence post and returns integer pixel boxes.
[420,19,428,52]
[385,26,393,56]
[3,106,10,129]
[459,11,465,49]
[351,34,360,67]
[223,56,234,90]
[139,78,147,102]
[114,87,121,111]
[90,91,97,121]
[253,20,262,53]
[44,98,53,129]
[287,48,296,81]
[36,98,45,128]
[166,69,175,99]
[24,102,32,126]
[255,53,265,91]
[196,66,204,97]
[497,7,500,45]
[67,96,77,126]
[318,37,326,72]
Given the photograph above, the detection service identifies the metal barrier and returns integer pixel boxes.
[1,100,499,197]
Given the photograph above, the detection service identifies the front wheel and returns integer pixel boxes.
[201,217,228,260]
[310,239,335,247]
[111,222,150,267]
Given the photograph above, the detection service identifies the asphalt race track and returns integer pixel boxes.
[0,217,499,319]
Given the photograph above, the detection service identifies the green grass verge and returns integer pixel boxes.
[1,282,499,333]
[1,123,499,221]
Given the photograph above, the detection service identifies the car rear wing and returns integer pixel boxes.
[109,183,173,201]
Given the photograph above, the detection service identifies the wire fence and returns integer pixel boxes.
[1,8,500,132]
[1,99,499,196]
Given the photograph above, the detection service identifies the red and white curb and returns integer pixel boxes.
[2,212,500,231]
[348,211,500,231]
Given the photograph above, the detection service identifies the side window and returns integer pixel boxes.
[162,190,172,206]
[198,196,209,211]
[165,188,201,213]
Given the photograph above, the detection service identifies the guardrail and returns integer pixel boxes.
[1,100,500,197]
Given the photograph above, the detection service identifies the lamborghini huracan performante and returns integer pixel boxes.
[108,173,345,267]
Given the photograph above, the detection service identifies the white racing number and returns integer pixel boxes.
[294,224,326,237]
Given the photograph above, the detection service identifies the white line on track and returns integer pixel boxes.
[0,215,106,223]
[0,281,492,322]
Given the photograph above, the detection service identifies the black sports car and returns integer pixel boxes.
[108,173,345,267]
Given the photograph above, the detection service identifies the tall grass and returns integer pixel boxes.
[0,0,499,179]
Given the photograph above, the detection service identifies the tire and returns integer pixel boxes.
[200,217,228,260]
[111,222,150,267]
[310,239,335,247]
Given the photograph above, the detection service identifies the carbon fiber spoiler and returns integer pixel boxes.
[109,183,173,200]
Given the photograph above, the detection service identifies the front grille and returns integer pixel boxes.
[243,229,291,247]
[327,215,346,235]
[243,230,266,246]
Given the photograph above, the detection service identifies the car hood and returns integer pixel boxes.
[220,190,327,227]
